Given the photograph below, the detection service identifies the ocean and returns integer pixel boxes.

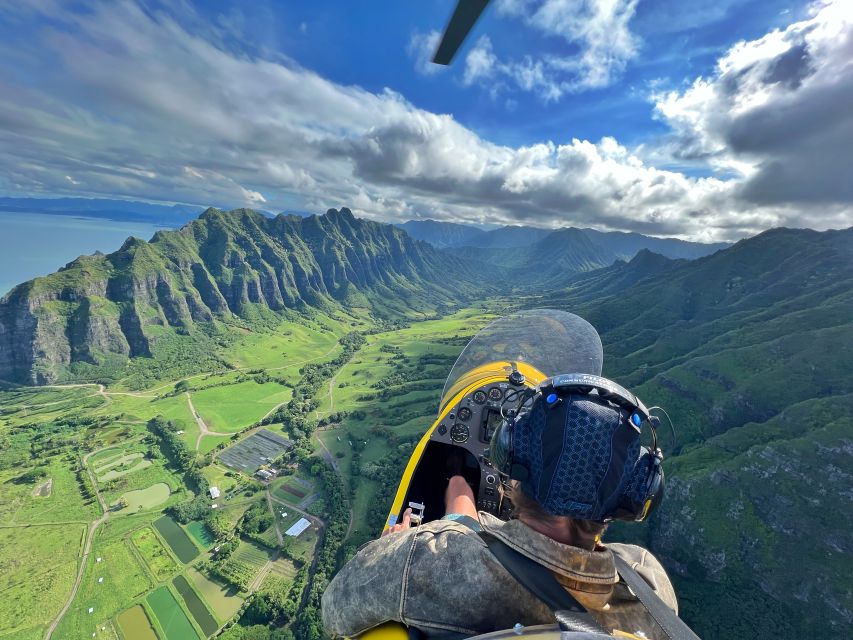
[0,211,168,297]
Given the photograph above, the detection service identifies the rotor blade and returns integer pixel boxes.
[432,0,491,65]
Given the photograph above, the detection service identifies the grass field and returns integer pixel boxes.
[54,536,152,639]
[146,585,201,640]
[0,458,101,526]
[0,523,85,638]
[113,482,171,513]
[191,380,292,432]
[131,526,179,581]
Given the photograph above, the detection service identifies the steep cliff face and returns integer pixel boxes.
[0,207,478,384]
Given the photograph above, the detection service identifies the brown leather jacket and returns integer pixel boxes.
[321,512,678,638]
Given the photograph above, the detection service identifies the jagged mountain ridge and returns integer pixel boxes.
[0,207,482,384]
[402,218,729,260]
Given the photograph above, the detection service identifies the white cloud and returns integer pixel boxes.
[0,0,849,241]
[652,0,853,215]
[407,30,445,76]
[486,0,640,99]
[463,35,498,85]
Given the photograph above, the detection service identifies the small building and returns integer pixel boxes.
[209,486,221,499]
[284,517,311,537]
[256,469,273,481]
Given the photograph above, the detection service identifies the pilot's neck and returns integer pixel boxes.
[517,514,598,551]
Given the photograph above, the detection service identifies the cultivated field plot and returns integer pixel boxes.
[146,586,201,640]
[173,575,219,636]
[186,567,244,622]
[153,516,199,564]
[271,473,313,503]
[0,523,84,639]
[94,451,151,482]
[233,539,274,577]
[218,429,292,472]
[117,604,158,640]
[54,537,151,639]
[131,526,179,581]
[185,520,215,548]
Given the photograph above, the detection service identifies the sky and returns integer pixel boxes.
[0,0,851,241]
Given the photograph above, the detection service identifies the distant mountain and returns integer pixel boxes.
[396,220,487,248]
[538,226,853,637]
[580,228,729,260]
[0,208,482,384]
[0,197,206,226]
[454,224,552,249]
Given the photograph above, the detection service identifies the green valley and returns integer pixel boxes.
[0,210,850,640]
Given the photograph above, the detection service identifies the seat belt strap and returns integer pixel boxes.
[478,532,608,634]
[614,555,702,640]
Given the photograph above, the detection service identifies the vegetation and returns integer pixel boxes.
[0,222,849,639]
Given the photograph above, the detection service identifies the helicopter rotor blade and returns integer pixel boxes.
[432,0,491,66]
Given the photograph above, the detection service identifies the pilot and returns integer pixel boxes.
[321,390,679,639]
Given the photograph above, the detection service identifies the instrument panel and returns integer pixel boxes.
[430,379,524,516]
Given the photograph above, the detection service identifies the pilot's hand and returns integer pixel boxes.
[382,508,412,536]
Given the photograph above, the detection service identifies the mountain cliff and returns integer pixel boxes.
[0,207,480,384]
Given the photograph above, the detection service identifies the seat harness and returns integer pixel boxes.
[479,532,702,640]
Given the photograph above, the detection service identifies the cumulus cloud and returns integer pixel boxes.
[653,0,853,217]
[0,0,850,241]
[482,0,640,99]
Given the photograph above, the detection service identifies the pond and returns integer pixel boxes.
[153,515,199,563]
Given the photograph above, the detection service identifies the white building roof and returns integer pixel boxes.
[284,517,311,537]
[209,486,221,499]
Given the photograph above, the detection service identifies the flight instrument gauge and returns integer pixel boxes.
[450,424,470,443]
[473,390,487,404]
[457,407,472,421]
[488,387,504,401]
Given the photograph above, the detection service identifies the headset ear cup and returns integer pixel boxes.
[636,452,664,521]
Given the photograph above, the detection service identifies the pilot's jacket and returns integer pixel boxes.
[321,512,678,639]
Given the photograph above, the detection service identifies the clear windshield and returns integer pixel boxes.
[441,309,603,406]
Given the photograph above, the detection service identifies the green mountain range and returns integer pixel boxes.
[538,226,853,637]
[0,207,849,639]
[0,207,479,385]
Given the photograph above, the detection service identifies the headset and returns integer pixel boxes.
[489,373,665,522]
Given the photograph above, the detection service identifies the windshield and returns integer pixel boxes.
[441,309,603,405]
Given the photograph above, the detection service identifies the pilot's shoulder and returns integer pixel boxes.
[607,543,678,613]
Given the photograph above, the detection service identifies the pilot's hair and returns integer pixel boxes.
[506,482,607,549]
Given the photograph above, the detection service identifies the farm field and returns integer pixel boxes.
[0,523,85,639]
[0,307,487,639]
[153,516,199,564]
[146,585,201,640]
[186,568,244,622]
[173,575,219,636]
[131,526,179,581]
[185,520,214,548]
[116,605,158,640]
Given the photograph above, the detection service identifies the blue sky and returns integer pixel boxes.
[0,0,850,241]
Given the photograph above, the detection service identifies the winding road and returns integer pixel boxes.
[44,447,110,640]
